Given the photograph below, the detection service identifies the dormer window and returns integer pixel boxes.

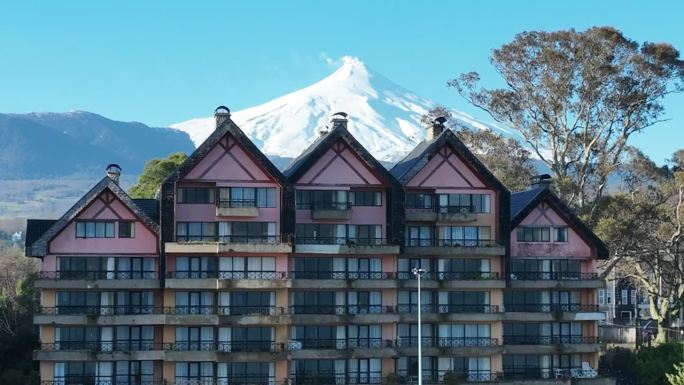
[177,187,215,204]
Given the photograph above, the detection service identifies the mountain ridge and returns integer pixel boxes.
[172,56,507,162]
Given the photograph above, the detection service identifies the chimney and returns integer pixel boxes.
[106,164,121,184]
[529,174,552,190]
[214,106,231,128]
[330,112,348,131]
[427,117,447,140]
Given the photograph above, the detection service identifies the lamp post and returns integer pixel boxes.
[412,267,427,385]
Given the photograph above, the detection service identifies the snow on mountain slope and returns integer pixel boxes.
[172,56,505,162]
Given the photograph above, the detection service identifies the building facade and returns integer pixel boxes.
[27,107,610,385]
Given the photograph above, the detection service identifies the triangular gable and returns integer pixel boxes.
[167,116,285,185]
[27,177,160,257]
[283,123,401,190]
[511,188,609,259]
[406,145,487,188]
[390,129,509,194]
[296,139,384,186]
[183,134,273,182]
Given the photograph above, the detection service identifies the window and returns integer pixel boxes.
[175,362,214,384]
[176,222,217,242]
[436,193,491,213]
[76,221,114,238]
[220,291,274,315]
[621,290,628,305]
[406,192,434,209]
[631,290,637,305]
[292,291,337,314]
[439,291,489,313]
[553,227,568,242]
[175,257,216,278]
[177,187,215,204]
[175,326,214,351]
[606,290,612,304]
[218,257,276,279]
[516,227,550,242]
[218,362,272,384]
[295,190,349,210]
[350,190,382,206]
[439,226,491,246]
[217,187,276,208]
[175,292,214,315]
[115,325,154,351]
[598,290,605,306]
[118,222,134,238]
[221,327,273,352]
[218,221,275,242]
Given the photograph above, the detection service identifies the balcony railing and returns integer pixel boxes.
[509,272,600,281]
[289,305,393,315]
[288,338,388,350]
[217,199,257,208]
[166,271,286,280]
[168,340,283,352]
[45,379,162,385]
[396,271,501,280]
[395,337,499,348]
[288,271,393,280]
[504,304,600,312]
[503,336,600,345]
[405,239,497,247]
[218,306,286,316]
[501,368,599,380]
[290,372,382,385]
[175,377,275,385]
[406,203,479,214]
[392,372,504,384]
[40,341,161,352]
[175,235,283,244]
[294,237,390,246]
[311,202,352,210]
[39,305,162,316]
[39,271,157,280]
[396,304,500,314]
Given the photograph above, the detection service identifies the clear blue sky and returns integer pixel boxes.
[1,0,682,162]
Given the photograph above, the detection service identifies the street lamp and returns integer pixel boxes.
[412,267,427,385]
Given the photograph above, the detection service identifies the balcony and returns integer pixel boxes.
[509,272,605,289]
[163,341,285,361]
[216,199,259,217]
[393,372,504,384]
[397,304,502,323]
[287,338,396,359]
[165,270,289,290]
[166,235,292,254]
[289,271,397,289]
[395,336,501,356]
[294,237,400,254]
[43,378,163,385]
[503,336,602,354]
[34,341,165,361]
[34,306,168,326]
[501,369,609,384]
[311,202,353,220]
[404,239,505,256]
[406,205,480,223]
[503,304,605,322]
[289,305,397,324]
[397,271,505,290]
[35,270,159,290]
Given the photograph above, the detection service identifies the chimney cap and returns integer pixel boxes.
[529,174,552,190]
[214,106,231,116]
[331,111,348,120]
[106,163,121,174]
[433,116,447,125]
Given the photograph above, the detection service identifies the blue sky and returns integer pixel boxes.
[1,0,682,163]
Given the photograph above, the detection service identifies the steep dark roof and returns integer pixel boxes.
[282,122,402,189]
[389,129,509,193]
[26,176,160,257]
[132,199,159,224]
[25,219,56,251]
[165,115,286,185]
[510,187,546,220]
[510,188,609,259]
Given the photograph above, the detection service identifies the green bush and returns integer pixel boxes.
[635,343,684,385]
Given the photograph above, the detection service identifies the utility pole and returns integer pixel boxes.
[413,267,427,385]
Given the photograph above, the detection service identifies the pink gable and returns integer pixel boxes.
[511,201,593,258]
[296,140,384,186]
[184,135,273,182]
[406,146,486,188]
[49,189,158,255]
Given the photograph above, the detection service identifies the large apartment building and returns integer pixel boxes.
[26,107,610,385]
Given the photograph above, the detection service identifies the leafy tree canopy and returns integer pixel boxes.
[450,26,684,222]
[129,152,187,198]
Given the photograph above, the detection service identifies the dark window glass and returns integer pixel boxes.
[118,222,134,238]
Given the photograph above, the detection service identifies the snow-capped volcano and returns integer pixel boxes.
[172,56,498,162]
